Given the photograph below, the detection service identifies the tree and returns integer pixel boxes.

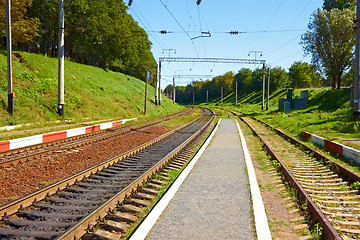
[0,0,39,47]
[289,61,322,88]
[234,68,252,94]
[213,72,234,96]
[323,0,355,11]
[301,8,355,89]
[269,67,289,91]
[26,0,156,81]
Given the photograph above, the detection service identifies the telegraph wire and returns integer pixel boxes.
[271,50,303,65]
[154,29,306,34]
[265,34,302,55]
[129,6,168,50]
[185,0,198,33]
[267,0,312,55]
[253,0,286,49]
[159,0,193,40]
[285,0,312,32]
[158,0,203,67]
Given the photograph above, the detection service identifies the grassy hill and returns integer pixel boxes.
[205,87,358,143]
[0,50,183,128]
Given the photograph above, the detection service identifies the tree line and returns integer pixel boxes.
[164,62,328,104]
[0,0,156,81]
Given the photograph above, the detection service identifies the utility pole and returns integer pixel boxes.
[6,0,14,115]
[193,92,195,104]
[354,0,360,120]
[173,77,176,104]
[221,86,223,105]
[159,71,162,105]
[58,0,65,116]
[262,63,266,110]
[267,67,270,110]
[144,70,150,115]
[221,86,224,105]
[206,89,208,103]
[235,80,238,106]
[155,63,160,105]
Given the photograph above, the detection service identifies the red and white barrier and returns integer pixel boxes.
[302,131,360,165]
[0,118,137,152]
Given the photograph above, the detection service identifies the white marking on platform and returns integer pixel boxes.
[236,119,272,240]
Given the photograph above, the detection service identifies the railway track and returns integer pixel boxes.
[0,108,194,167]
[238,114,360,240]
[0,108,215,239]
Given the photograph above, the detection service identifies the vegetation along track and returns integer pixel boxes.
[0,108,194,167]
[239,114,360,240]
[0,108,214,239]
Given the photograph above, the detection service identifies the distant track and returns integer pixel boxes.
[235,112,360,240]
[0,108,214,240]
[0,108,194,167]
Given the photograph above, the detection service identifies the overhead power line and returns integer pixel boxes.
[159,57,266,65]
[158,0,203,63]
[153,29,306,34]
[159,0,192,40]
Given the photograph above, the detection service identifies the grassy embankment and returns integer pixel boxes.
[207,87,360,181]
[204,87,359,148]
[0,49,184,139]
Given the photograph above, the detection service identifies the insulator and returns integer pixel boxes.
[160,30,168,34]
[128,0,133,6]
[196,0,202,5]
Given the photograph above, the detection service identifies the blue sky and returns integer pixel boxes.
[126,0,324,88]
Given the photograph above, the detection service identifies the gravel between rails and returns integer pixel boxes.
[0,125,171,206]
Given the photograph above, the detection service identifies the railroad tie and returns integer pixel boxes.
[101,220,128,233]
[110,212,138,223]
[132,192,156,201]
[89,229,121,240]
[141,187,159,195]
[125,198,151,207]
[120,204,143,214]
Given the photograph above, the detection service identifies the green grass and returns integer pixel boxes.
[203,87,360,149]
[0,50,184,130]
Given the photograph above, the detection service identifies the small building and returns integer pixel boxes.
[278,90,308,112]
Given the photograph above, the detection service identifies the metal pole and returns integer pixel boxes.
[144,70,149,115]
[267,67,270,110]
[6,0,14,115]
[262,63,266,110]
[235,80,238,106]
[158,62,162,106]
[354,0,360,120]
[58,0,65,116]
[155,63,159,105]
[221,86,223,105]
[173,77,175,104]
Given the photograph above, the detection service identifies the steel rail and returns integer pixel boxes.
[56,108,215,240]
[0,108,204,220]
[0,108,194,167]
[240,116,342,240]
[249,116,360,183]
[219,108,342,239]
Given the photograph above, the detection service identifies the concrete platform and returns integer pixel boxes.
[131,119,270,240]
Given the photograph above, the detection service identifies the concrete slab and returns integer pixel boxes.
[146,119,255,240]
